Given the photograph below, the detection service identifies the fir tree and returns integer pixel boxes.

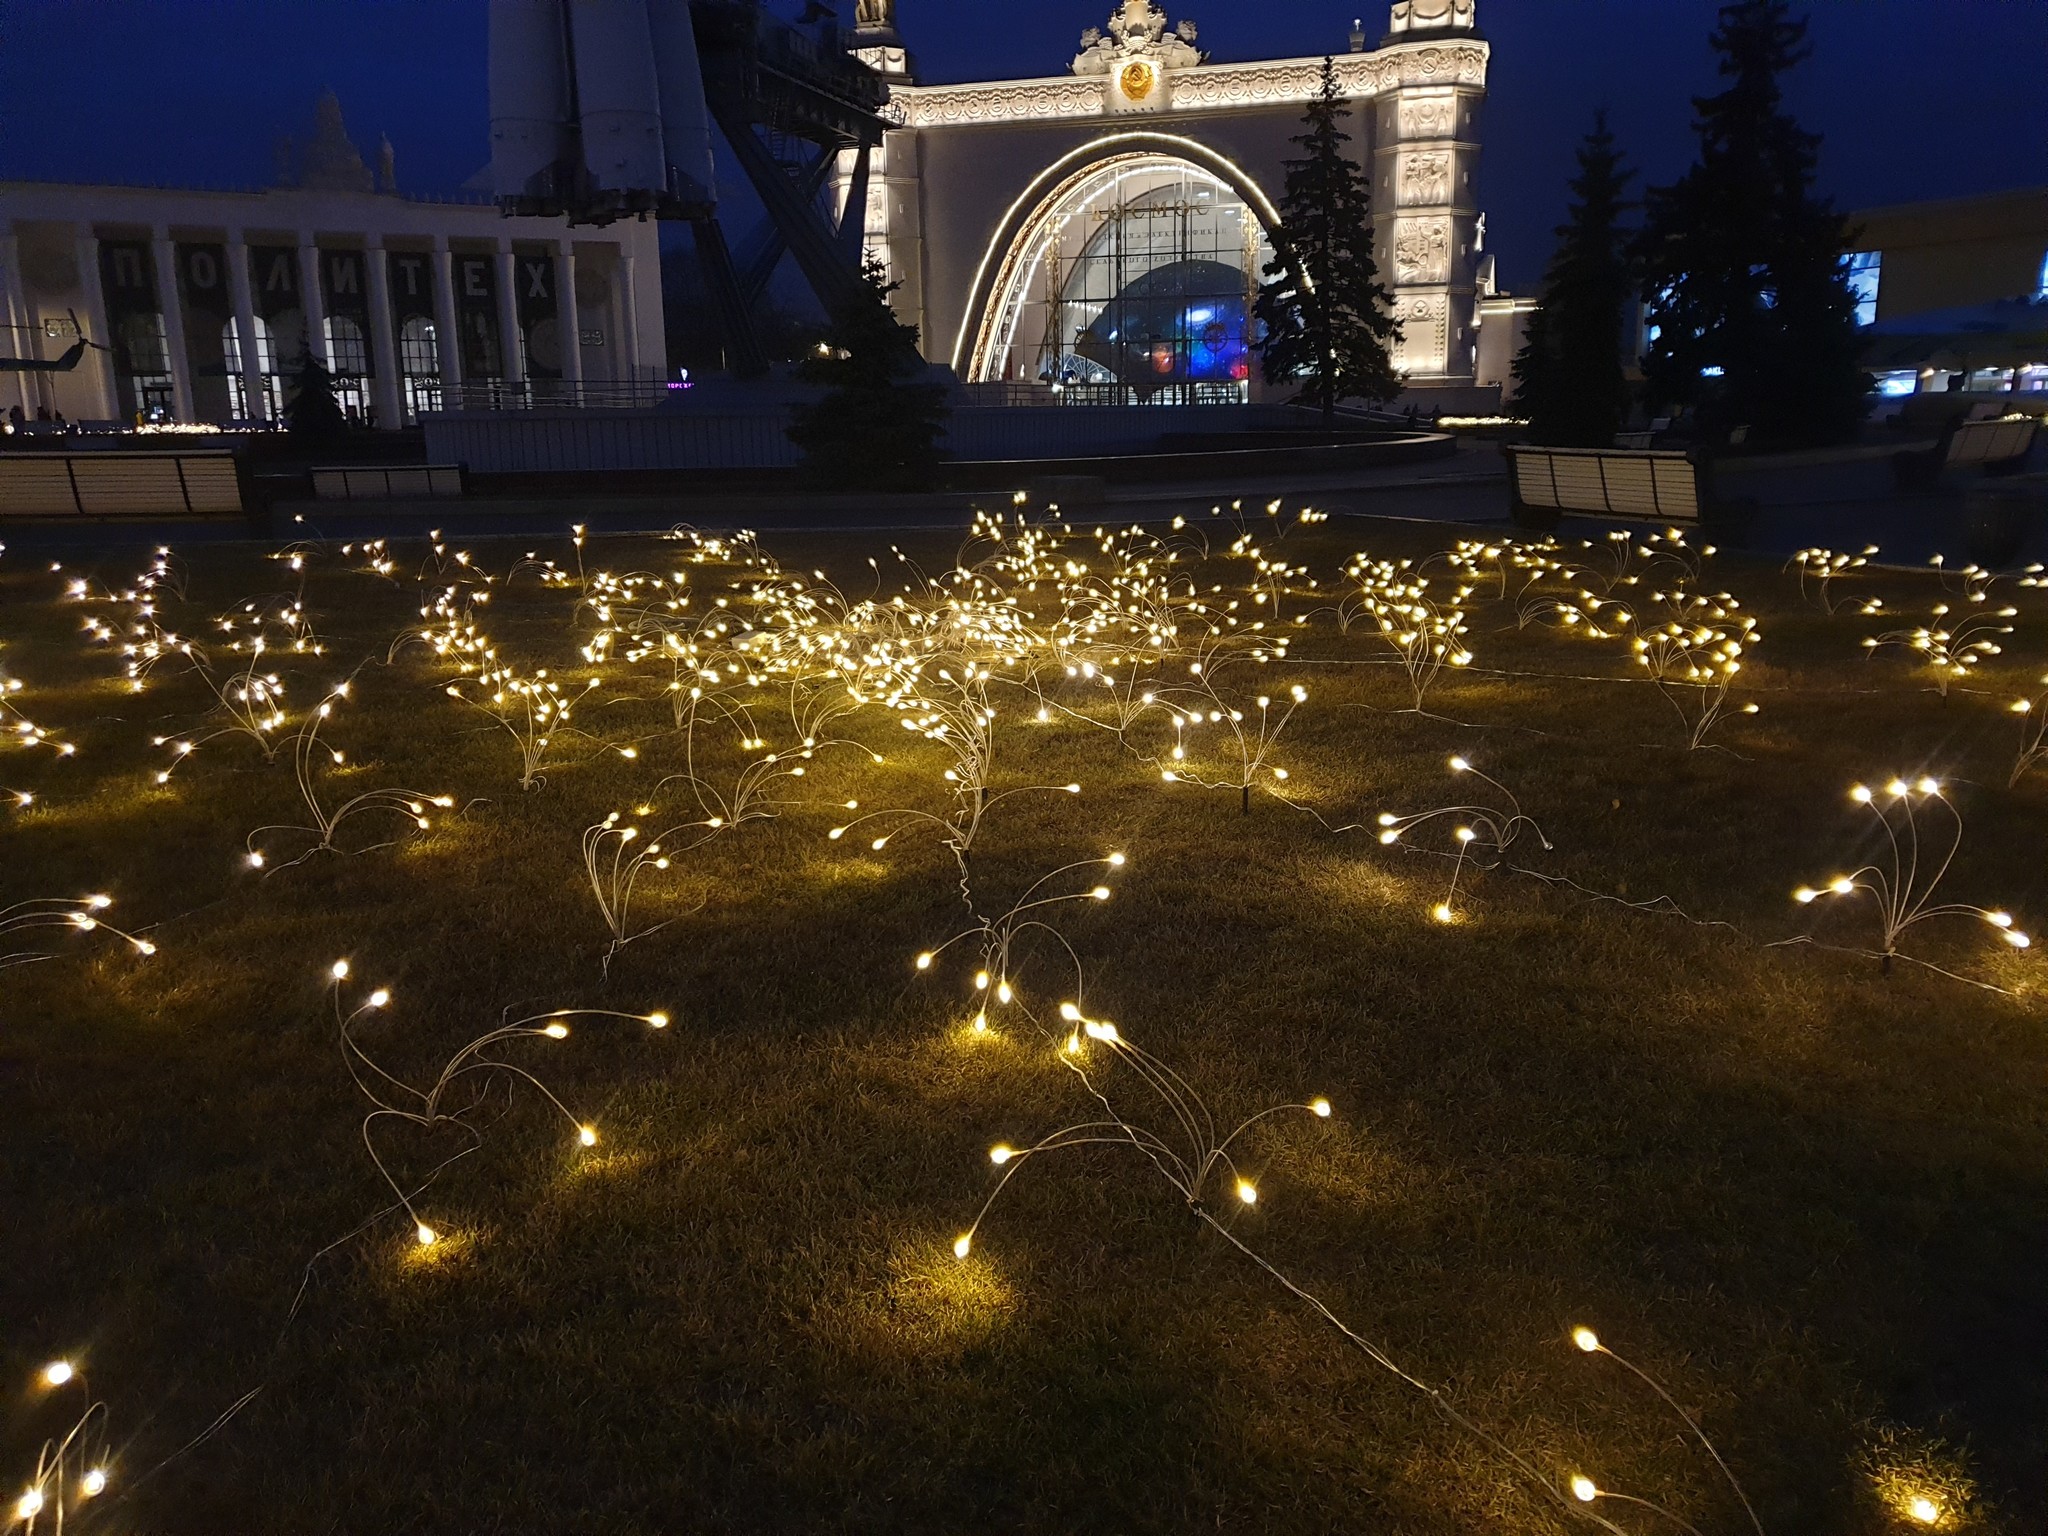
[1255,58,1401,423]
[787,259,949,492]
[1638,0,1868,447]
[1512,112,1636,447]
[285,353,348,445]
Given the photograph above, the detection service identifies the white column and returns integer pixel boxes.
[226,235,269,422]
[363,237,403,429]
[619,248,643,378]
[0,227,36,418]
[555,239,584,391]
[150,231,195,422]
[297,234,330,368]
[72,229,117,420]
[494,240,526,392]
[431,237,464,397]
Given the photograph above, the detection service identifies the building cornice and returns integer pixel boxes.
[885,38,1488,130]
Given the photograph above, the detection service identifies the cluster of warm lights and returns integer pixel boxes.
[1375,755,1552,924]
[1794,778,2028,975]
[1865,602,2017,696]
[12,506,2036,1534]
[327,961,668,1246]
[9,1358,110,1530]
[1788,545,1883,616]
[1,895,157,969]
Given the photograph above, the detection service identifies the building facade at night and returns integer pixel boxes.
[0,98,664,429]
[847,0,1492,402]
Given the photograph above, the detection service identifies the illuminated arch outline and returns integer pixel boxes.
[951,131,1287,380]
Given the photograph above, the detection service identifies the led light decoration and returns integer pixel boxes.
[0,896,157,969]
[7,1359,111,1535]
[1374,755,1553,924]
[1792,778,2030,976]
[1864,603,2016,698]
[1787,546,1882,616]
[243,682,456,871]
[327,968,668,1245]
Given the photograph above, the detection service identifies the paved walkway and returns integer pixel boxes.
[4,438,2042,569]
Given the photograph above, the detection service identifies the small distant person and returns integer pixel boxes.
[35,405,51,423]
[7,405,23,429]
[53,410,69,432]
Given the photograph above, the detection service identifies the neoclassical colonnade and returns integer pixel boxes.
[0,185,661,428]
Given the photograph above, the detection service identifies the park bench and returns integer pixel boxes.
[0,450,243,518]
[1503,445,1754,542]
[310,464,465,501]
[1893,415,2038,491]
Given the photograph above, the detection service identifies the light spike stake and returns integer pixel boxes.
[1792,779,2030,978]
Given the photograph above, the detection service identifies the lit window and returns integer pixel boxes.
[324,316,369,376]
[1845,252,1882,327]
[2037,248,2048,300]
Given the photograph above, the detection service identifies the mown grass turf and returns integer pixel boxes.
[2,517,2045,1534]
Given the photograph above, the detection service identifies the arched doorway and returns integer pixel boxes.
[959,139,1280,405]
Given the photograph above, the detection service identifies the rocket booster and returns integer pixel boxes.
[648,0,716,205]
[488,0,576,199]
[570,0,665,194]
[487,0,718,208]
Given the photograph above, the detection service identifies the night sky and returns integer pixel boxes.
[2,0,2044,290]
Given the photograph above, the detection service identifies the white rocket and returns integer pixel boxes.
[488,0,717,207]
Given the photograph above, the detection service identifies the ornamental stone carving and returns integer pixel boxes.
[1395,292,1449,372]
[1396,92,1456,141]
[1073,1,1201,76]
[889,40,1485,128]
[1393,216,1451,285]
[1399,153,1450,207]
[1388,0,1476,35]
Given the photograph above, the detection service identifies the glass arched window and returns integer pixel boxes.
[400,317,442,422]
[222,314,282,420]
[324,316,369,377]
[971,154,1273,405]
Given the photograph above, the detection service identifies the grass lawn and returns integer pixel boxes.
[1,512,2044,1534]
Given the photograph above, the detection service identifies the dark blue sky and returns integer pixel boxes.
[3,0,2044,288]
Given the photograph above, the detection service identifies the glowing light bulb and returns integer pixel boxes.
[248,851,266,868]
[81,1468,107,1498]
[1851,785,1874,804]
[1571,1327,1600,1353]
[578,1126,598,1147]
[544,1022,570,1039]
[1432,904,1454,924]
[1829,877,1854,896]
[1311,1098,1332,1118]
[1059,1002,1082,1022]
[1907,1496,1941,1525]
[17,1489,44,1520]
[1570,1475,1598,1503]
[915,952,934,970]
[1449,756,1470,772]
[41,1360,72,1387]
[415,1223,437,1246]
[953,1234,972,1259]
[1235,1179,1257,1205]
[367,989,390,1009]
[989,1145,1013,1165]
[646,1012,669,1028]
[1107,852,1126,867]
